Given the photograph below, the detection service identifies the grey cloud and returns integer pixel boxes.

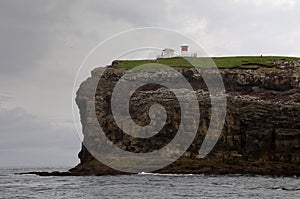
[180,0,300,56]
[0,106,80,167]
[0,0,75,74]
[81,0,169,26]
[0,27,45,74]
[0,93,12,101]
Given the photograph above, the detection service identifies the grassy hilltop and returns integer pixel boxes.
[114,56,300,69]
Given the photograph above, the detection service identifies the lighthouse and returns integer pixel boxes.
[181,45,189,56]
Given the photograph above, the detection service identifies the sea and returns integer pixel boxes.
[0,167,299,199]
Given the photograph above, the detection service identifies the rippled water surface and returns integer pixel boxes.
[0,167,299,198]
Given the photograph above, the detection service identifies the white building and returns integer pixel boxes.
[159,45,197,58]
[161,48,175,58]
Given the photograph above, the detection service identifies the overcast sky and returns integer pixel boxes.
[1,0,300,167]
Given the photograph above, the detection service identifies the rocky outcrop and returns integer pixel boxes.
[70,61,300,176]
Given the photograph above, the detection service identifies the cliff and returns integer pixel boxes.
[70,58,300,176]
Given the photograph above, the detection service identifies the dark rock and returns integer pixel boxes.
[31,61,300,177]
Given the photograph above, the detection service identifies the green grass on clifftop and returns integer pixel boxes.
[114,56,300,69]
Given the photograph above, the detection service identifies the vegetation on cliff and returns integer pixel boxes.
[114,56,300,69]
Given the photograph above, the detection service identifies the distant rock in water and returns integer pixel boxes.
[69,59,300,176]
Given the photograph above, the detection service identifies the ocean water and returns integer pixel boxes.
[0,167,299,199]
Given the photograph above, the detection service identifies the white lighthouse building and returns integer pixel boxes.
[159,45,196,58]
[161,48,175,58]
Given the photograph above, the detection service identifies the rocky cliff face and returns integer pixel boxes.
[71,61,300,176]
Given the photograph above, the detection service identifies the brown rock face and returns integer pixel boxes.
[71,61,300,176]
